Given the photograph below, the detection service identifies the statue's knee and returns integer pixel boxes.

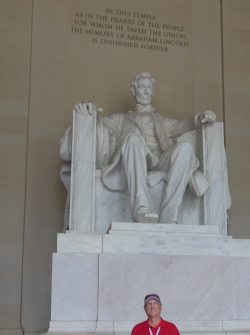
[176,141,194,156]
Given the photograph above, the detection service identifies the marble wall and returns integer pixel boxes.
[98,254,235,321]
[0,0,250,334]
[50,253,250,327]
[21,1,66,333]
[0,1,32,334]
[223,0,250,239]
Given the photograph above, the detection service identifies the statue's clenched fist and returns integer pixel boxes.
[74,102,103,115]
[200,110,216,124]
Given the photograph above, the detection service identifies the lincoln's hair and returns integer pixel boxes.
[131,72,156,97]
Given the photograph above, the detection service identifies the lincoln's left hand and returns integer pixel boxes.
[200,110,216,124]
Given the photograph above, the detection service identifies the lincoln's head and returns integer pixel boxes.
[131,72,155,105]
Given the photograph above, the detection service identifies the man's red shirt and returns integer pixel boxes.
[131,318,180,335]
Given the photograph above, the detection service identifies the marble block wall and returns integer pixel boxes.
[50,253,250,327]
[98,254,235,321]
[51,253,98,321]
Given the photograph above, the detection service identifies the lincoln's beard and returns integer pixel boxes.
[135,94,153,105]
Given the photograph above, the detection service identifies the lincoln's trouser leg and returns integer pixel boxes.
[121,134,151,219]
[155,141,195,223]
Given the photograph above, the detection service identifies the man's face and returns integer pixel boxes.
[144,298,162,318]
[136,78,154,105]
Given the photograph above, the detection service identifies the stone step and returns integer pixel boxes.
[47,320,250,335]
[103,234,231,256]
[110,222,221,235]
[57,233,250,257]
[108,230,225,238]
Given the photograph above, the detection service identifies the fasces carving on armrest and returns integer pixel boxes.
[202,122,231,235]
[69,110,97,231]
[72,110,97,163]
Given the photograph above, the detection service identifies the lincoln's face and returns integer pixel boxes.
[136,77,154,105]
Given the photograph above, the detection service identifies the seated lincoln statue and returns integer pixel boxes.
[60,72,216,226]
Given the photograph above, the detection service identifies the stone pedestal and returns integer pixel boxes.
[46,224,250,335]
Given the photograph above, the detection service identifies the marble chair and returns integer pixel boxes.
[64,111,231,236]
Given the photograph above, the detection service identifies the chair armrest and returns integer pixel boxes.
[69,110,97,231]
[201,122,229,235]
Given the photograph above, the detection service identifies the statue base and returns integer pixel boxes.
[46,223,250,335]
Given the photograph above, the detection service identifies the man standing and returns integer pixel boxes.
[131,294,180,335]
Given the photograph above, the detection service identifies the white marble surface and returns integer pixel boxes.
[56,227,250,257]
[108,230,223,238]
[229,239,250,257]
[48,321,97,333]
[47,251,250,335]
[202,122,231,235]
[51,253,98,321]
[103,234,231,256]
[70,110,96,231]
[108,222,225,239]
[57,233,102,253]
[98,254,235,321]
[110,222,220,234]
[223,320,250,334]
[96,321,114,333]
[235,257,250,320]
[114,321,140,334]
[95,177,132,234]
[46,320,250,334]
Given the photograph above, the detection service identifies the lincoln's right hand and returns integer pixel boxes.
[74,102,103,115]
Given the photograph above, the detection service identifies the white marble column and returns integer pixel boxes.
[69,110,97,231]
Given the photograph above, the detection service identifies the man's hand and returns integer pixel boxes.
[200,110,216,124]
[74,102,103,115]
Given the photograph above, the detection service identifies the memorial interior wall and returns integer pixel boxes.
[223,0,250,239]
[0,0,250,334]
